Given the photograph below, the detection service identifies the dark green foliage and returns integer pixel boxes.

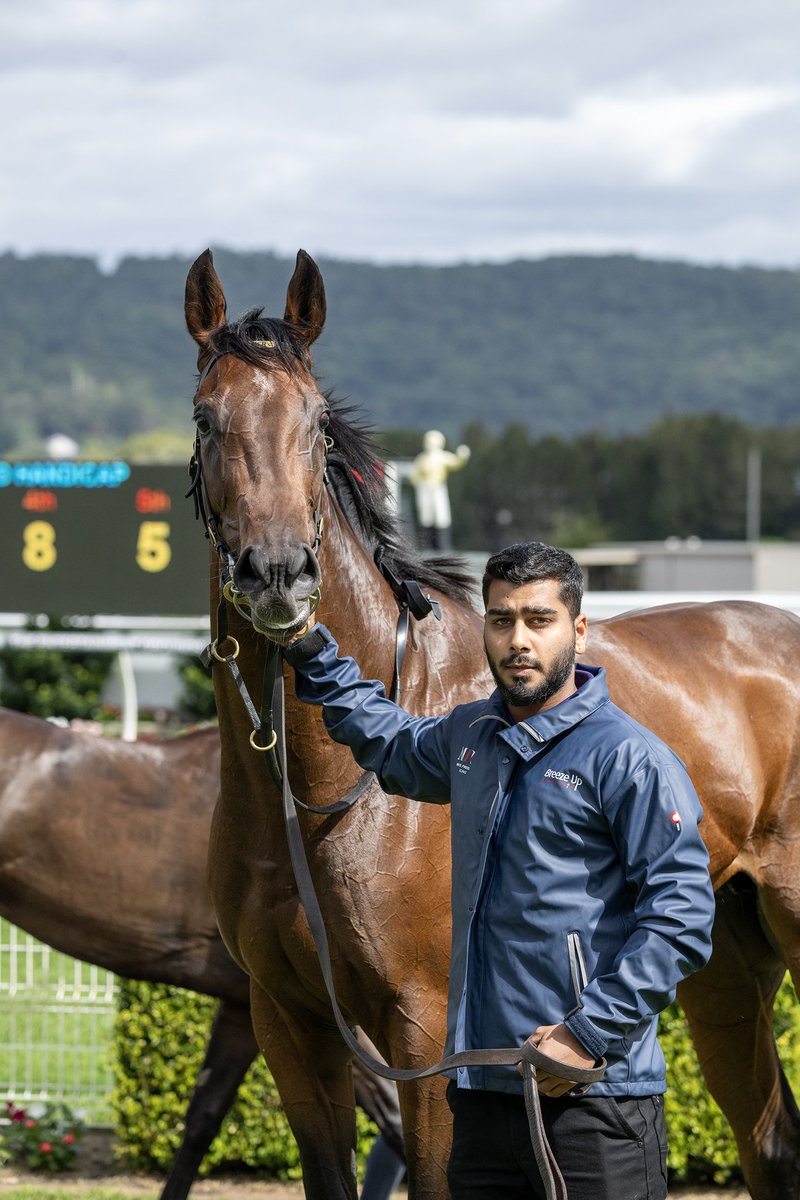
[111,981,377,1180]
[2,250,800,456]
[662,977,800,1183]
[0,622,112,719]
[450,414,800,548]
[175,655,217,722]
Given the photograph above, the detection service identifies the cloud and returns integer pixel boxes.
[1,0,798,267]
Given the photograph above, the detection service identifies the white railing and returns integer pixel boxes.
[0,919,118,1124]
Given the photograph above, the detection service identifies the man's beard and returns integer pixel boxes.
[487,636,576,711]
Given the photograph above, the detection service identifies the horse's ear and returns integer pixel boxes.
[284,249,326,348]
[185,249,227,364]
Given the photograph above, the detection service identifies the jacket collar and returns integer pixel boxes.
[471,664,610,756]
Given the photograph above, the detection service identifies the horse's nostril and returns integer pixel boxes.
[233,543,320,598]
[287,545,307,583]
[288,544,321,597]
[233,545,268,594]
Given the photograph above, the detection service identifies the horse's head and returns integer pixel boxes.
[185,249,329,639]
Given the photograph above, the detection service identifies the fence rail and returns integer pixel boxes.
[0,919,118,1124]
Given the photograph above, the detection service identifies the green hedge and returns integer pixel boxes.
[111,981,376,1180]
[112,976,800,1184]
[0,621,112,720]
[661,975,800,1184]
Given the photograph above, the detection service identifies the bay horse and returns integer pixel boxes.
[185,247,800,1200]
[0,708,403,1198]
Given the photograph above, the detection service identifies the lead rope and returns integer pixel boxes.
[271,671,605,1200]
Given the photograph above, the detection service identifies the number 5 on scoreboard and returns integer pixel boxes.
[136,521,172,572]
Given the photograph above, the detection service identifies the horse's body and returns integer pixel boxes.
[185,247,800,1200]
[0,709,402,1198]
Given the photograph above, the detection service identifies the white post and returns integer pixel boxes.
[116,650,138,742]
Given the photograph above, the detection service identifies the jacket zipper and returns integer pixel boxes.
[567,930,588,1007]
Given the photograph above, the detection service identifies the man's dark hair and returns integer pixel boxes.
[482,542,584,617]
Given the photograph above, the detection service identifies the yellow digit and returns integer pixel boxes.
[22,520,57,571]
[136,521,172,572]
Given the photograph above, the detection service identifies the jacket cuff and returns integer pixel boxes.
[283,626,331,664]
[564,1009,608,1060]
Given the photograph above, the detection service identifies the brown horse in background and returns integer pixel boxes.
[0,709,402,1198]
[185,246,800,1200]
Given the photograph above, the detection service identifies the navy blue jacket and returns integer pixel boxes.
[286,624,715,1096]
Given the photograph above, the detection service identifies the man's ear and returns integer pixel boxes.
[575,613,588,655]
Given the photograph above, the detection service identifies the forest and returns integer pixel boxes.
[1,248,799,458]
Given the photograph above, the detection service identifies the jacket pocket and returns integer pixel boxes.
[566,930,588,1006]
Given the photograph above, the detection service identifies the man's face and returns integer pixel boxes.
[483,577,588,719]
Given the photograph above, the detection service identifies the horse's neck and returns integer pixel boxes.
[314,502,401,685]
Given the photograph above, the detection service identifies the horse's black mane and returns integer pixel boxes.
[205,311,478,608]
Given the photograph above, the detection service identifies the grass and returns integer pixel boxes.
[0,1191,159,1200]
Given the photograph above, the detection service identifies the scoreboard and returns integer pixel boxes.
[0,460,210,616]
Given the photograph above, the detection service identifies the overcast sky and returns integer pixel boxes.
[2,0,799,270]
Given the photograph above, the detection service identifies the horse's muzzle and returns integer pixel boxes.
[233,541,321,626]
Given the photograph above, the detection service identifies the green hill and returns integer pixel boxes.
[1,249,798,454]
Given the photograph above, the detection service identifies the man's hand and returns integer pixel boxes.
[517,1023,595,1098]
[285,612,317,645]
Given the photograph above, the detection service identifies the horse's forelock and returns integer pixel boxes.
[205,309,304,374]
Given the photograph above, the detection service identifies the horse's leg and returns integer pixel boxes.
[159,999,258,1200]
[249,981,359,1200]
[395,1076,450,1200]
[678,875,800,1200]
[375,1004,450,1200]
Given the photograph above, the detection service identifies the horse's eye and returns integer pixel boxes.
[195,415,213,437]
[319,410,331,429]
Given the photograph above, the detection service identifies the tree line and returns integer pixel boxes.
[380,413,800,549]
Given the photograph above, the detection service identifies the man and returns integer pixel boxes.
[284,541,715,1199]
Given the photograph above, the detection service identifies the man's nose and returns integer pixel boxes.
[509,621,532,651]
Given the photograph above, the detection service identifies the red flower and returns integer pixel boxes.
[62,1133,76,1145]
[9,1106,26,1122]
[25,1118,37,1129]
[39,1142,53,1153]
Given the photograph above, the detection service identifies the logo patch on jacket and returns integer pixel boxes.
[543,768,583,792]
[457,746,477,774]
[670,811,682,833]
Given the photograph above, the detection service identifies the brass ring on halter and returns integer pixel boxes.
[211,636,240,662]
[308,587,322,614]
[223,579,253,611]
[232,596,255,622]
[250,728,278,752]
